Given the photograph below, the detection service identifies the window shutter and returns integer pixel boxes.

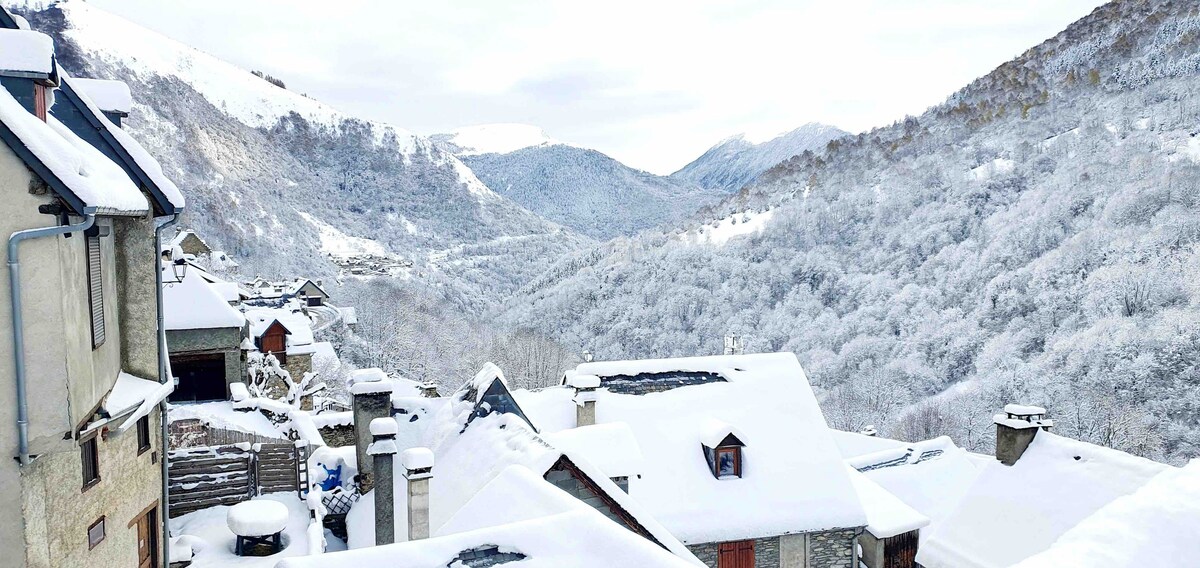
[33,83,47,121]
[86,235,105,348]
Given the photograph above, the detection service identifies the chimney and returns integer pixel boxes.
[567,374,600,427]
[367,418,398,546]
[994,404,1053,466]
[350,368,394,491]
[860,425,878,437]
[419,382,440,398]
[402,447,434,541]
[582,349,594,363]
[724,334,744,355]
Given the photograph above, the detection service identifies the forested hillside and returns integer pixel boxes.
[22,1,590,311]
[502,0,1200,464]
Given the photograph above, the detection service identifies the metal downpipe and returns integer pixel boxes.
[7,207,97,466]
[154,213,180,568]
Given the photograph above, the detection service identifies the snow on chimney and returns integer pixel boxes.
[367,417,398,546]
[567,374,600,427]
[724,334,744,355]
[994,404,1053,466]
[350,368,393,491]
[402,447,434,541]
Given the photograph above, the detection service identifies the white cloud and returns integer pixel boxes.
[90,0,1106,174]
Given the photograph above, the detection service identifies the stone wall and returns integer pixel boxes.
[688,537,780,567]
[687,528,861,568]
[809,528,861,568]
[319,424,356,447]
[21,412,164,568]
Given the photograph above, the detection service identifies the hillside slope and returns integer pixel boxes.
[434,124,725,240]
[21,1,590,307]
[502,0,1200,463]
[672,123,847,192]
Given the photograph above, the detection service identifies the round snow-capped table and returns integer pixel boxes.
[227,500,288,556]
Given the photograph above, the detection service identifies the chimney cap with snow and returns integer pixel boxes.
[567,374,600,390]
[402,447,434,478]
[369,417,398,437]
[995,404,1053,429]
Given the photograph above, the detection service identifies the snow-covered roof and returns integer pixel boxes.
[848,467,930,538]
[163,268,245,330]
[854,437,985,528]
[1014,460,1200,567]
[0,29,54,75]
[244,307,313,351]
[282,466,698,568]
[60,71,186,211]
[70,77,131,114]
[339,306,357,325]
[0,77,148,215]
[543,422,645,479]
[103,371,162,417]
[918,431,1172,568]
[349,382,698,563]
[517,352,867,544]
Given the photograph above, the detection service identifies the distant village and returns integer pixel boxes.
[0,5,1196,568]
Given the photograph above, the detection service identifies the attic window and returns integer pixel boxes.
[702,425,746,480]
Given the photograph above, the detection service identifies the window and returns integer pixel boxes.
[718,540,754,568]
[81,436,100,490]
[87,516,106,550]
[136,416,151,455]
[715,447,741,479]
[85,234,105,349]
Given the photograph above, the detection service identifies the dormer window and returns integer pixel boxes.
[702,420,746,480]
[714,446,741,478]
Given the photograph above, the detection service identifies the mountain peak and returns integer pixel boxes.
[433,123,561,156]
[672,122,847,191]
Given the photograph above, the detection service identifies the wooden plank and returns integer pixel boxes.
[169,486,251,504]
[169,480,250,493]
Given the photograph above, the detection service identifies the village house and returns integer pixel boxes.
[246,308,317,380]
[168,228,211,257]
[0,9,184,568]
[290,278,329,307]
[162,262,246,402]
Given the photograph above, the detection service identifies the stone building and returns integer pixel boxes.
[0,10,185,567]
[163,266,245,402]
[518,353,869,568]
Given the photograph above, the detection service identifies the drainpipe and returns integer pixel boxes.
[154,213,180,568]
[7,207,97,466]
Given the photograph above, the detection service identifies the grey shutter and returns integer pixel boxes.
[86,235,105,348]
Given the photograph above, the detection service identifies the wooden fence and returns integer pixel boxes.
[168,442,309,518]
[168,445,254,517]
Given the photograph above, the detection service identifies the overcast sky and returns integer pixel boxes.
[90,0,1105,174]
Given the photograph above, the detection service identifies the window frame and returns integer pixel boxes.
[81,434,100,491]
[714,446,742,479]
[136,416,151,455]
[87,515,106,550]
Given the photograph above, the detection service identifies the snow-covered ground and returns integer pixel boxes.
[297,212,387,257]
[685,209,775,245]
[171,493,345,567]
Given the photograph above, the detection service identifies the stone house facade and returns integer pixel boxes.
[166,325,244,402]
[0,11,184,567]
[687,529,861,568]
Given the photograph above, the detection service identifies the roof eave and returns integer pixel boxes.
[58,78,179,217]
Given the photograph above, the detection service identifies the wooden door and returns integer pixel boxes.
[884,531,918,568]
[718,540,754,568]
[136,508,158,568]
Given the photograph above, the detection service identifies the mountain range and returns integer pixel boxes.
[499,0,1200,463]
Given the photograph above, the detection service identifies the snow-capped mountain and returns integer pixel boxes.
[18,1,590,306]
[433,124,724,240]
[671,123,847,192]
[430,123,561,156]
[503,0,1200,463]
